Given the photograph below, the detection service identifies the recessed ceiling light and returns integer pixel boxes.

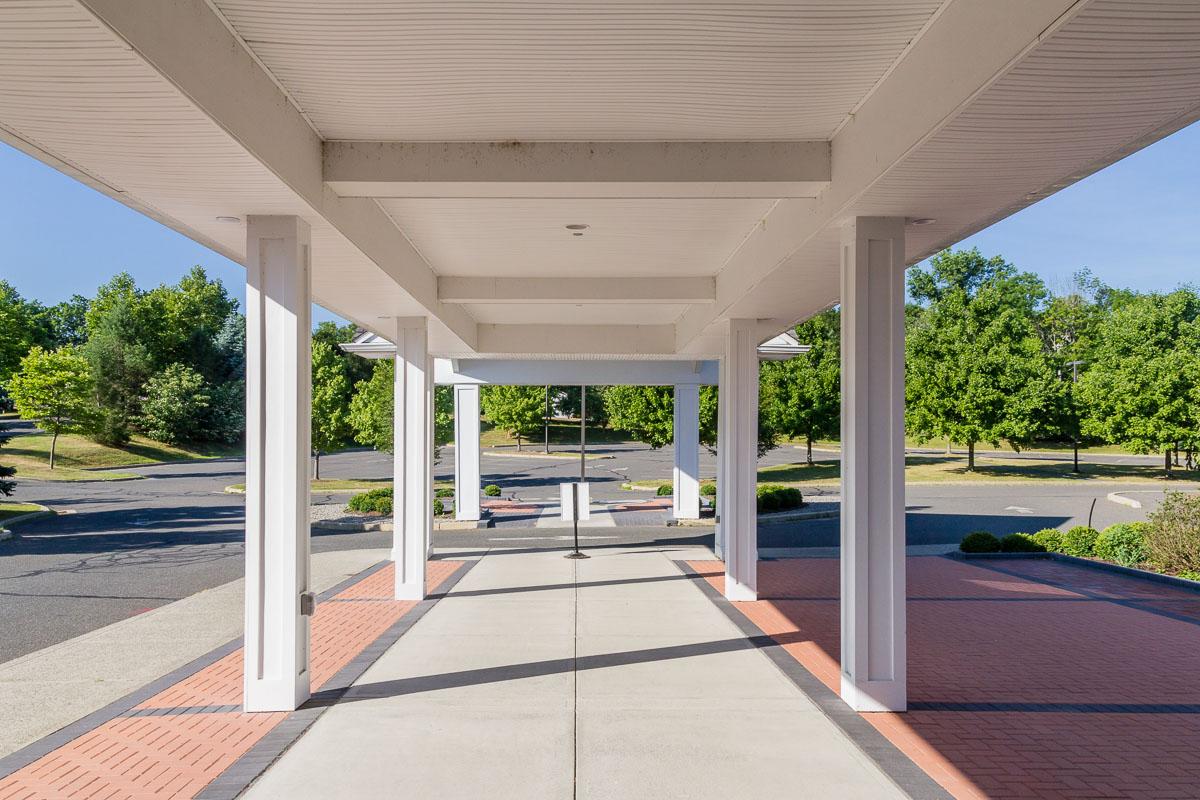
[565,223,589,231]
[216,215,241,223]
[572,232,584,237]
[909,218,936,226]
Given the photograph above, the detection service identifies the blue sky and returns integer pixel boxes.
[1,121,1197,324]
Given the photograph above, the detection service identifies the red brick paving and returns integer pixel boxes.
[0,560,461,800]
[689,557,1200,800]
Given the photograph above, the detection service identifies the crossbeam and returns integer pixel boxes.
[438,276,714,305]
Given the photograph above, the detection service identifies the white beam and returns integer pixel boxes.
[476,324,676,357]
[721,319,759,601]
[674,0,1083,351]
[243,216,312,713]
[324,141,830,199]
[840,217,906,713]
[76,0,477,352]
[453,385,481,522]
[438,276,715,305]
[435,359,718,387]
[393,318,433,600]
[673,384,701,520]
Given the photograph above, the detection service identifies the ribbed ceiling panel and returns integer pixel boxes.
[377,197,777,278]
[212,0,945,141]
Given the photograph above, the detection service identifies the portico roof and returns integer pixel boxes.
[1,1,1198,357]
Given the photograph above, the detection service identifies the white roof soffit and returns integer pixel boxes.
[2,1,1199,358]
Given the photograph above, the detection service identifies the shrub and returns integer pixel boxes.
[483,484,502,497]
[1145,491,1200,575]
[1176,570,1200,582]
[347,487,393,515]
[1094,522,1150,567]
[1032,528,1065,553]
[960,531,1000,553]
[1000,533,1045,553]
[1062,525,1099,557]
[434,497,444,516]
[656,484,673,496]
[700,483,717,497]
[139,363,211,445]
[756,484,803,513]
[435,487,454,498]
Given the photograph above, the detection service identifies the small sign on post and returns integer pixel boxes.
[560,481,590,559]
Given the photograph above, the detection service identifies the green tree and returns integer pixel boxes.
[41,295,90,348]
[761,309,840,465]
[83,293,154,445]
[1077,289,1200,472]
[349,359,394,452]
[0,281,52,390]
[604,386,674,448]
[555,385,609,426]
[482,385,544,450]
[905,249,1057,469]
[7,346,96,469]
[138,363,211,445]
[311,340,352,478]
[313,320,373,387]
[697,379,779,458]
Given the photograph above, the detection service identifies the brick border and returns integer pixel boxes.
[673,560,952,800]
[197,557,478,799]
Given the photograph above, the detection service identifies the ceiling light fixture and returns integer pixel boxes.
[565,223,589,231]
[909,218,936,226]
[216,215,241,223]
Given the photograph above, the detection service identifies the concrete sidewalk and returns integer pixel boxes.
[244,546,906,799]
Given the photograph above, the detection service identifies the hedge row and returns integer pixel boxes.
[346,487,447,517]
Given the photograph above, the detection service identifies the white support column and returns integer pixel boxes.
[713,358,726,560]
[720,319,759,601]
[454,384,481,521]
[672,383,701,519]
[393,317,432,600]
[840,216,907,713]
[243,216,312,712]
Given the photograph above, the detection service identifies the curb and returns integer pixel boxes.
[949,551,1200,593]
[759,507,838,523]
[1106,491,1141,509]
[311,517,493,533]
[483,450,614,461]
[0,504,55,529]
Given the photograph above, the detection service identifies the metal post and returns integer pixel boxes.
[544,385,550,454]
[565,481,588,559]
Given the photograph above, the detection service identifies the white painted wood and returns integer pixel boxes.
[438,276,715,305]
[432,359,719,387]
[475,324,677,357]
[453,385,481,522]
[839,217,906,713]
[393,318,433,600]
[672,384,701,520]
[325,140,829,198]
[243,215,312,713]
[720,319,759,601]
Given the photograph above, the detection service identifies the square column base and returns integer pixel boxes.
[840,675,906,712]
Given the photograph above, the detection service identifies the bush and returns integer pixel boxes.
[960,531,1001,553]
[1062,525,1099,557]
[700,483,717,497]
[1000,533,1045,553]
[139,363,211,445]
[484,484,502,497]
[1032,528,1065,553]
[755,484,803,513]
[347,487,393,515]
[434,497,444,516]
[656,484,673,496]
[435,487,454,498]
[1176,570,1200,582]
[1145,491,1200,575]
[1094,522,1150,567]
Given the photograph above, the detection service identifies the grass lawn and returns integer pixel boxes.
[480,419,633,449]
[782,437,1153,458]
[3,431,242,482]
[625,453,1200,490]
[0,502,46,523]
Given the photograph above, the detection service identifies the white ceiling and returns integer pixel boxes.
[211,0,947,141]
[376,197,778,279]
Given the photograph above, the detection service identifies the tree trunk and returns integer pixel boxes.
[806,436,814,466]
[967,440,975,471]
[50,429,58,470]
[1165,448,1173,475]
[516,433,522,452]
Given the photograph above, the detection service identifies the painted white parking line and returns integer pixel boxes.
[1004,505,1034,514]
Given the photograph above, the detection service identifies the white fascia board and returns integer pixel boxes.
[324,141,830,199]
[476,324,676,357]
[434,359,718,386]
[674,0,1084,352]
[438,276,715,305]
[76,0,477,352]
